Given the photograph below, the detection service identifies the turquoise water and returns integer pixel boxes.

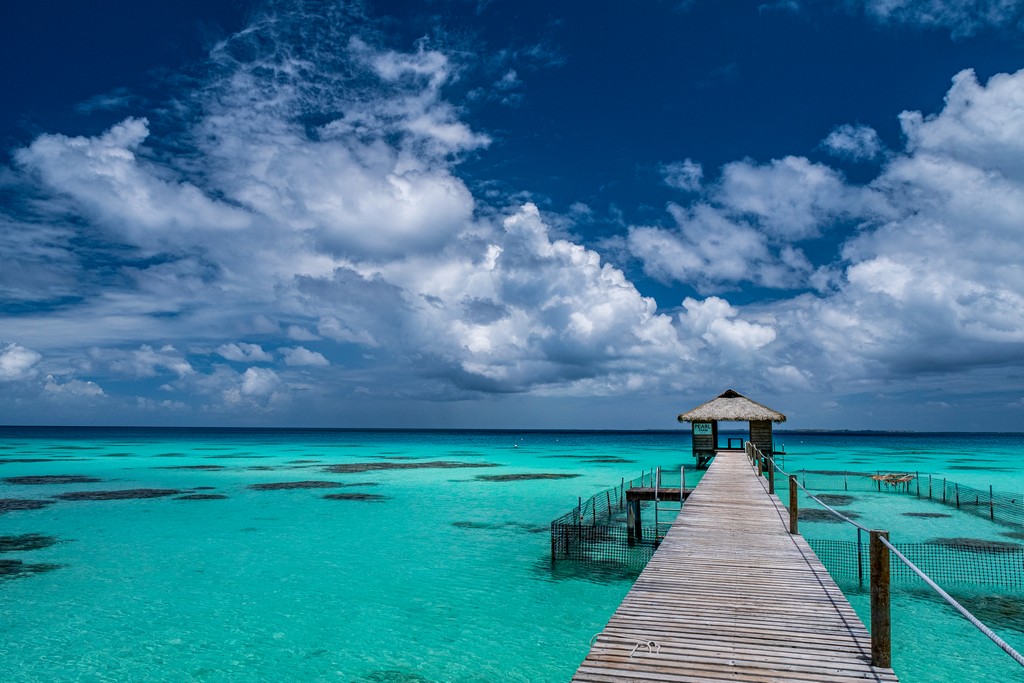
[1,428,1023,681]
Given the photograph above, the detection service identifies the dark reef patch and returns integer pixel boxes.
[813,494,856,506]
[0,499,56,513]
[175,494,229,501]
[582,458,638,464]
[476,473,580,482]
[931,537,1023,553]
[355,670,432,683]
[452,521,547,533]
[55,488,182,501]
[324,460,499,474]
[3,475,103,485]
[155,452,186,457]
[947,465,1015,472]
[286,459,322,464]
[532,556,639,585]
[101,452,134,457]
[0,458,69,465]
[902,512,952,518]
[322,493,390,502]
[798,508,861,523]
[248,480,348,490]
[0,559,62,579]
[0,533,59,552]
[156,465,226,470]
[1001,531,1024,540]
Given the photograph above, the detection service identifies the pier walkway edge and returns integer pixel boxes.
[570,450,899,682]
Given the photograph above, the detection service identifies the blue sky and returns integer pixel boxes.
[3,0,1024,430]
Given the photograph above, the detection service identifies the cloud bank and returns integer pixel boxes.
[2,1,1023,428]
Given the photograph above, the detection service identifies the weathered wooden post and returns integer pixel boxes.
[768,453,775,495]
[680,464,686,495]
[990,485,995,520]
[626,498,636,546]
[955,483,960,508]
[789,475,798,534]
[869,530,892,668]
[757,453,763,476]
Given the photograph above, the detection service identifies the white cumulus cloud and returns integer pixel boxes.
[282,346,329,366]
[823,124,884,161]
[217,343,273,363]
[0,343,43,381]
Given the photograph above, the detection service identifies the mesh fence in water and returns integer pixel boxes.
[552,464,1024,590]
[796,469,1024,528]
[549,469,683,569]
[809,538,1024,591]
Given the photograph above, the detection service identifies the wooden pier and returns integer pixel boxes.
[571,450,899,682]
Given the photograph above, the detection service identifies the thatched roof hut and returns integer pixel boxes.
[677,389,786,424]
[677,390,786,468]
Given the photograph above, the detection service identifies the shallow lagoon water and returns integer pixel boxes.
[1,428,1023,682]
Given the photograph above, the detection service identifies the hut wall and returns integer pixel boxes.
[749,420,773,455]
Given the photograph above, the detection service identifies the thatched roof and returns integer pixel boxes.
[677,389,787,423]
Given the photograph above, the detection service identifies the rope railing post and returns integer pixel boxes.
[789,474,798,534]
[869,529,892,668]
[768,452,775,495]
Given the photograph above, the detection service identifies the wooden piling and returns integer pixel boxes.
[767,453,775,494]
[789,474,798,534]
[870,530,892,668]
[626,500,636,546]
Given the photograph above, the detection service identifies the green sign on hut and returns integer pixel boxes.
[677,389,787,469]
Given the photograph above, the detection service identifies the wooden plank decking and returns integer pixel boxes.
[572,450,899,682]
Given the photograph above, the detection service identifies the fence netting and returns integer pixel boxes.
[809,538,1024,590]
[796,469,1024,527]
[549,469,683,569]
[551,463,1024,591]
